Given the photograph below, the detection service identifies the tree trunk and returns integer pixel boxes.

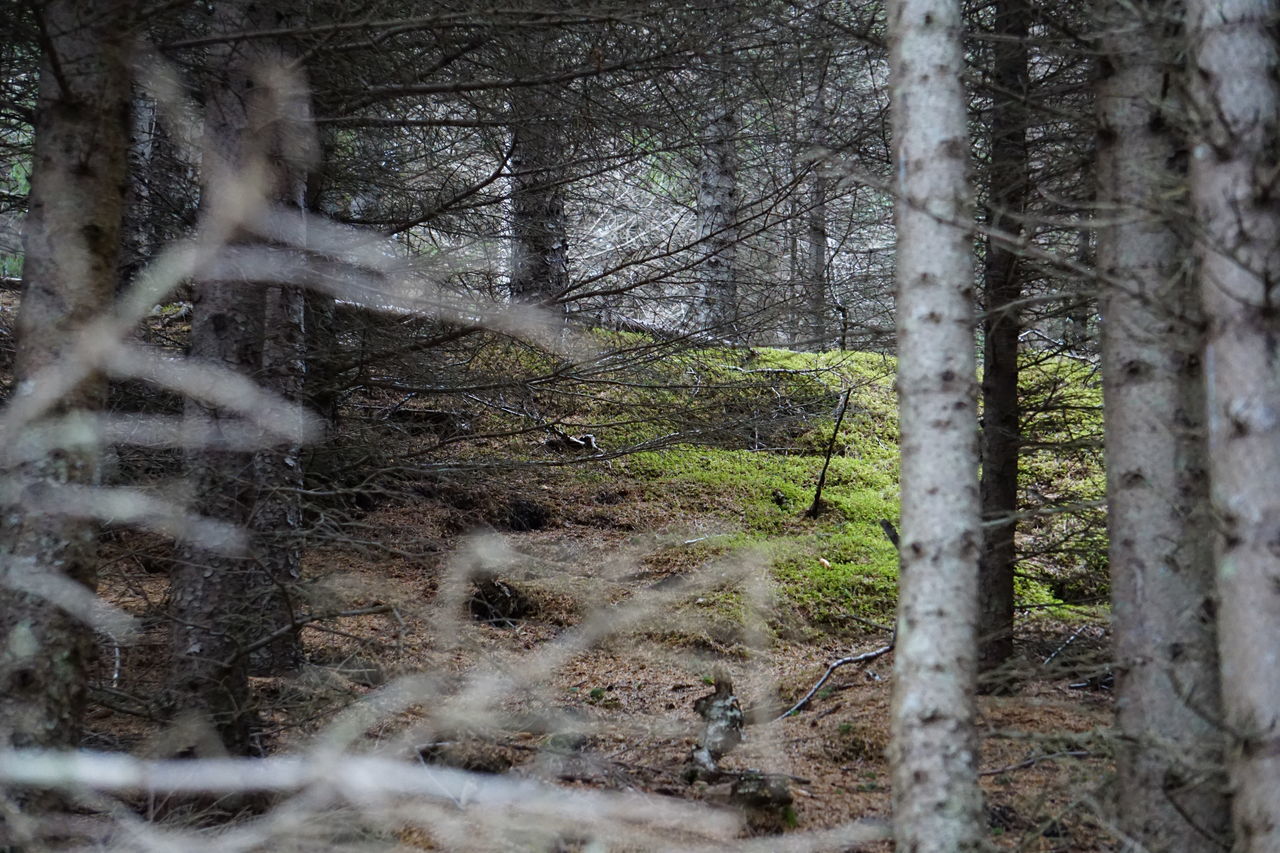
[171,259,263,752]
[118,92,158,291]
[887,0,984,848]
[805,52,830,350]
[169,0,317,750]
[510,93,569,308]
[302,289,339,424]
[786,168,802,348]
[977,0,1029,679]
[249,276,307,675]
[696,48,739,339]
[0,0,134,753]
[248,54,315,676]
[1187,1,1280,848]
[1097,2,1229,848]
[301,155,341,427]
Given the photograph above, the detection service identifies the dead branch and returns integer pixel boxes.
[775,643,895,721]
[0,749,741,838]
[979,750,1091,777]
[806,387,852,518]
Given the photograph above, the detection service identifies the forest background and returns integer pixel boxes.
[0,0,1276,851]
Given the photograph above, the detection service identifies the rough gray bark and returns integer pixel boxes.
[1097,2,1229,848]
[250,276,307,675]
[887,0,984,847]
[696,46,739,339]
[0,0,134,753]
[171,261,262,753]
[510,92,569,308]
[976,0,1029,679]
[1187,1,1280,848]
[804,52,831,350]
[785,174,803,348]
[169,0,317,749]
[248,53,316,676]
[302,288,339,424]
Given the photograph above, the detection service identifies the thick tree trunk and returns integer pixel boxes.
[171,38,263,737]
[976,0,1029,679]
[0,0,133,754]
[786,176,803,348]
[887,0,984,848]
[804,181,828,349]
[1187,1,1280,849]
[302,289,339,424]
[1097,2,1229,848]
[248,57,315,676]
[696,51,739,339]
[169,0,317,749]
[170,288,261,753]
[510,94,568,308]
[250,276,307,675]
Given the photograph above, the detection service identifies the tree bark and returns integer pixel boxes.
[170,284,261,753]
[977,0,1029,679]
[805,51,830,350]
[169,0,317,749]
[1187,1,1280,848]
[250,277,307,675]
[248,49,315,676]
[300,151,341,428]
[1097,2,1229,848]
[887,0,984,848]
[510,91,569,308]
[0,0,134,753]
[696,43,739,339]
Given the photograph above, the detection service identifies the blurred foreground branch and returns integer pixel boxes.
[0,749,739,835]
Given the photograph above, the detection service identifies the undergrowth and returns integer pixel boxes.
[369,332,1106,637]
[555,342,1107,634]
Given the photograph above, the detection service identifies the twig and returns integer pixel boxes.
[0,749,740,838]
[228,605,395,663]
[1043,622,1090,665]
[979,750,1090,776]
[878,519,899,548]
[775,642,894,721]
[1163,779,1234,850]
[86,686,160,720]
[806,387,852,518]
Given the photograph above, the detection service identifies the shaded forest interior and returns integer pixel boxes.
[0,0,1276,851]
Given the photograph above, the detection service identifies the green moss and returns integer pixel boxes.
[773,533,900,624]
[613,444,902,628]
[468,338,1109,635]
[1013,574,1078,620]
[623,448,897,532]
[541,344,898,453]
[587,351,904,630]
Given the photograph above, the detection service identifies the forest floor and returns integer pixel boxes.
[64,305,1117,850]
[93,456,1117,852]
